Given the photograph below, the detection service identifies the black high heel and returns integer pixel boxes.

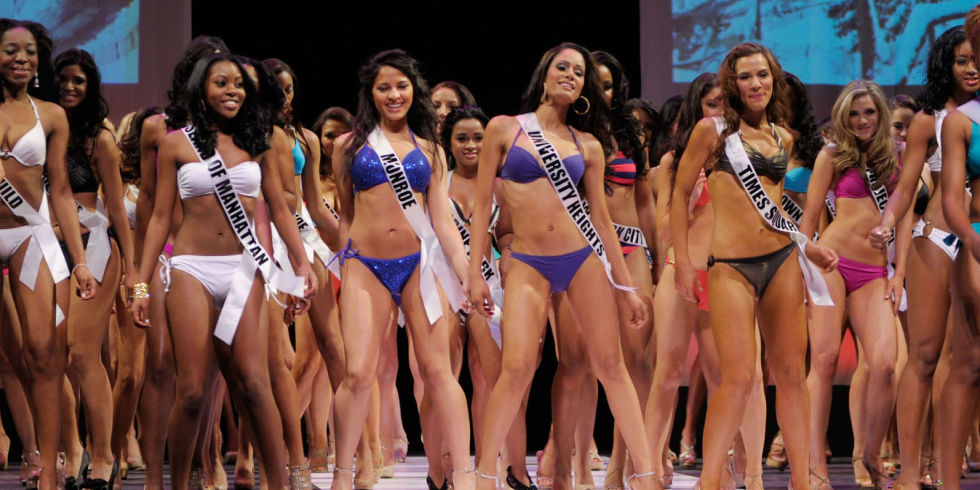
[79,460,117,490]
[426,475,449,490]
[506,466,538,490]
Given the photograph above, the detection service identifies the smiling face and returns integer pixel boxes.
[0,27,37,89]
[848,94,879,143]
[58,63,86,110]
[432,86,460,127]
[701,86,724,118]
[372,65,412,124]
[450,118,484,169]
[544,48,585,105]
[734,53,773,114]
[205,60,245,120]
[953,41,979,97]
[319,118,349,157]
[598,64,614,105]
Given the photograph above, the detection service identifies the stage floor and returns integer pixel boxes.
[10,456,980,489]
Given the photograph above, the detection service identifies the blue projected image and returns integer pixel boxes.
[3,0,139,84]
[672,0,972,86]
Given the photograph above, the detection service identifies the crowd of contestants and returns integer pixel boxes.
[4,6,980,490]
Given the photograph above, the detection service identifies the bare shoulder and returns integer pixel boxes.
[35,99,67,130]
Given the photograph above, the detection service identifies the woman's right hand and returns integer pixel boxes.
[868,224,892,249]
[805,241,839,272]
[468,274,494,318]
[673,259,701,304]
[131,297,150,327]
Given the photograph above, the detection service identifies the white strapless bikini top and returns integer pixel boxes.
[177,160,261,199]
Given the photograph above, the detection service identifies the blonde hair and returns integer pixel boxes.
[828,80,897,183]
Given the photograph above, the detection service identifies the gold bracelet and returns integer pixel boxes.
[131,282,150,300]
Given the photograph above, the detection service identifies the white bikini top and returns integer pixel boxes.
[0,97,45,167]
[124,183,138,228]
[926,108,948,173]
[177,161,261,199]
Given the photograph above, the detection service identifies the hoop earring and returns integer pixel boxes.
[573,95,590,116]
[33,72,39,88]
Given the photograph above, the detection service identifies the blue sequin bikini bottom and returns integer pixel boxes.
[339,239,421,305]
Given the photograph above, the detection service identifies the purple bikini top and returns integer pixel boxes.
[499,127,585,185]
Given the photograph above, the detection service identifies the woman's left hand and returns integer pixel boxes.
[805,242,839,272]
[74,265,97,300]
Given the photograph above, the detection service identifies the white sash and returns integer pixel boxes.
[322,197,340,221]
[367,127,465,323]
[780,194,804,225]
[958,99,980,125]
[0,180,68,325]
[711,117,832,305]
[446,171,503,321]
[825,191,837,219]
[182,126,304,344]
[515,113,634,291]
[76,198,111,282]
[613,223,648,249]
[296,203,339,276]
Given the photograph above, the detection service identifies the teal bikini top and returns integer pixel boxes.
[292,136,306,176]
[968,122,980,180]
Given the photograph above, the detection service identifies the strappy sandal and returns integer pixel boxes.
[506,466,537,490]
[853,456,874,489]
[288,463,313,490]
[765,434,788,471]
[861,458,893,490]
[626,471,665,490]
[679,441,697,468]
[809,470,833,490]
[393,438,409,463]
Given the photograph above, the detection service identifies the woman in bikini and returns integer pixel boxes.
[0,18,96,490]
[671,42,837,490]
[467,42,657,490]
[330,49,474,490]
[868,26,978,490]
[131,53,316,490]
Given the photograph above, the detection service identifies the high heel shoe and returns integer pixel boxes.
[80,460,118,490]
[427,475,449,490]
[24,451,41,490]
[393,438,409,463]
[288,463,313,490]
[626,471,665,490]
[861,458,892,490]
[309,447,330,472]
[852,456,874,489]
[809,470,833,490]
[765,433,788,471]
[233,463,254,490]
[506,466,537,489]
[588,448,604,471]
[679,441,697,468]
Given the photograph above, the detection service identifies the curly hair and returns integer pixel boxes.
[520,42,611,150]
[55,49,110,165]
[717,43,790,136]
[344,49,441,177]
[118,106,164,185]
[592,50,647,177]
[916,26,968,115]
[0,18,57,102]
[164,35,229,130]
[181,53,271,157]
[783,72,822,169]
[828,80,897,185]
[440,105,489,171]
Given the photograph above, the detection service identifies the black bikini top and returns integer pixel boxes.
[67,146,100,194]
[708,126,788,182]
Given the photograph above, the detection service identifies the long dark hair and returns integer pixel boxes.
[181,53,270,157]
[440,105,489,171]
[55,49,110,161]
[716,43,790,139]
[783,72,822,169]
[164,35,229,130]
[262,58,312,160]
[313,106,353,178]
[345,49,440,176]
[0,19,57,102]
[119,106,164,185]
[520,42,611,149]
[670,72,717,163]
[624,98,661,168]
[592,50,647,177]
[917,26,969,114]
[653,94,683,165]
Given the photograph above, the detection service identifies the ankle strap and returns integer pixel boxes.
[475,468,496,480]
[334,466,354,473]
[454,466,473,474]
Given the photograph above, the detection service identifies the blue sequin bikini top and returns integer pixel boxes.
[351,130,430,194]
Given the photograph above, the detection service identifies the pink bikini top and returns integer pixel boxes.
[832,166,896,200]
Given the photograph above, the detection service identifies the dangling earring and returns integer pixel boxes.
[573,95,590,116]
[32,72,39,88]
